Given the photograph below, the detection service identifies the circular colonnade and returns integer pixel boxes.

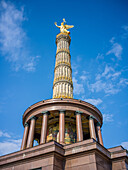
[21,98,103,150]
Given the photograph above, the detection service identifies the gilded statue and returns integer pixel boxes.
[54,18,74,34]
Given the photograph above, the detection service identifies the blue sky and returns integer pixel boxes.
[0,0,128,155]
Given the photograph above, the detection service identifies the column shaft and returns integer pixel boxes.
[26,117,36,148]
[76,112,83,142]
[20,123,29,150]
[59,110,65,144]
[89,116,96,140]
[96,125,103,145]
[40,112,48,144]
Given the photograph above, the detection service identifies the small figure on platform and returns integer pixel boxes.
[54,18,74,34]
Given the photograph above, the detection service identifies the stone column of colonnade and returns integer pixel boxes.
[89,115,96,140]
[59,110,65,144]
[53,33,73,99]
[21,112,49,150]
[26,116,37,148]
[59,110,84,144]
[75,111,83,142]
[96,122,103,145]
[20,123,29,150]
[75,113,103,144]
[89,115,104,146]
[40,111,49,144]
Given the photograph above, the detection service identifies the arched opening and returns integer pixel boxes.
[65,111,76,144]
[47,111,59,142]
[81,114,90,140]
[34,115,42,146]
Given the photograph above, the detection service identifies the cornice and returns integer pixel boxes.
[22,98,103,126]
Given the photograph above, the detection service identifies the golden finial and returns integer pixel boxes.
[54,19,74,34]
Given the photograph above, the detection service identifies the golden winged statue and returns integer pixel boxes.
[54,18,74,34]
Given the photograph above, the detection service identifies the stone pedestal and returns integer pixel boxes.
[1,140,127,170]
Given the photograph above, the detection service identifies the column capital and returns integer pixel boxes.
[75,111,83,115]
[96,122,101,127]
[24,122,29,127]
[89,115,95,120]
[30,116,37,120]
[59,110,65,114]
[41,111,50,115]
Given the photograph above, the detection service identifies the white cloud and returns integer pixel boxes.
[96,65,114,80]
[73,70,78,76]
[122,25,128,39]
[0,130,11,138]
[0,129,22,156]
[72,77,84,95]
[80,70,89,81]
[0,139,22,156]
[103,114,114,122]
[106,38,123,59]
[91,64,124,95]
[72,63,79,71]
[0,1,39,72]
[102,65,114,77]
[90,80,105,92]
[90,80,120,95]
[23,56,38,72]
[122,25,128,31]
[90,34,128,95]
[121,142,128,150]
[84,98,102,106]
[111,72,121,80]
[76,55,82,62]
[109,37,115,43]
[96,53,104,60]
[118,78,128,86]
[80,75,87,81]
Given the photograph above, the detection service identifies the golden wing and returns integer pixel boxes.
[65,24,74,30]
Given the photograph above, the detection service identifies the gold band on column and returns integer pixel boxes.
[21,123,29,150]
[59,110,65,144]
[89,115,96,140]
[40,111,49,144]
[26,116,36,148]
[96,122,103,146]
[75,111,83,142]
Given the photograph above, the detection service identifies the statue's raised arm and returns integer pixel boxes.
[54,22,61,28]
[54,18,74,34]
